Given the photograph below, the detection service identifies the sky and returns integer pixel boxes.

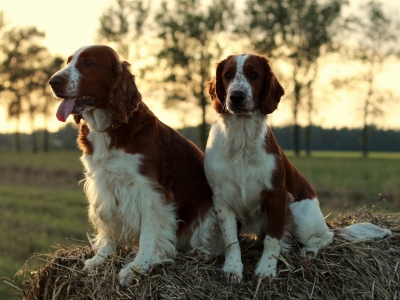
[1,0,400,133]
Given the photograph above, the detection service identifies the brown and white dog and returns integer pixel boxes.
[49,45,223,286]
[204,53,392,284]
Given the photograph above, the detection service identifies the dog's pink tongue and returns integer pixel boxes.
[56,98,77,122]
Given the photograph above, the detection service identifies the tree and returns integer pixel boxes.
[36,55,65,151]
[334,1,400,157]
[96,0,151,61]
[246,0,346,156]
[0,25,46,151]
[155,0,235,149]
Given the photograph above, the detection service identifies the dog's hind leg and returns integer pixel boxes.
[289,198,333,257]
[186,207,224,262]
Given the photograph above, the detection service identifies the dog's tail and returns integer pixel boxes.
[334,222,392,241]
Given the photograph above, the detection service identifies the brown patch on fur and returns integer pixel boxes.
[265,126,316,202]
[77,123,93,155]
[259,188,289,240]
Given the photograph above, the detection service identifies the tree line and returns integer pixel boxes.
[0,0,399,156]
[1,122,399,153]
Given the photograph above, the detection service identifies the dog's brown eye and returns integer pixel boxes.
[84,59,93,67]
[250,72,258,79]
[225,73,231,79]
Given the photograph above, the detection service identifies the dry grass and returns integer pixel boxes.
[10,206,400,299]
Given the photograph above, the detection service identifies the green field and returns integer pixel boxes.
[0,150,399,299]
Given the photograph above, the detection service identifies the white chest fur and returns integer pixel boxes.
[80,109,162,245]
[204,112,276,229]
[81,142,147,243]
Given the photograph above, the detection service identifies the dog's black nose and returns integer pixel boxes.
[49,76,64,87]
[230,91,246,104]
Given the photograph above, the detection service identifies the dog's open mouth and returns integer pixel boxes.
[56,96,95,122]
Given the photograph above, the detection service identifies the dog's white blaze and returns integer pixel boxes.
[226,54,254,112]
[51,46,91,96]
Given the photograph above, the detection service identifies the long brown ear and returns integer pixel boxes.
[208,57,229,114]
[207,78,221,113]
[108,61,142,123]
[259,57,285,115]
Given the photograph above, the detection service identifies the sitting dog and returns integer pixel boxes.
[204,53,392,284]
[49,45,223,286]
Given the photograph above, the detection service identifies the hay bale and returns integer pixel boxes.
[17,207,400,299]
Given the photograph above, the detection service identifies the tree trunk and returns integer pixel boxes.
[29,112,38,152]
[362,78,372,158]
[31,131,38,153]
[42,115,50,152]
[14,119,22,152]
[14,131,21,152]
[305,95,312,156]
[43,129,50,152]
[362,124,368,158]
[305,124,311,156]
[362,103,369,157]
[294,123,300,156]
[305,73,316,157]
[198,45,209,151]
[293,80,302,156]
[199,93,207,151]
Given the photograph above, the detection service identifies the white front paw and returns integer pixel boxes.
[118,265,134,287]
[118,259,151,286]
[83,255,107,271]
[254,261,277,284]
[221,258,243,284]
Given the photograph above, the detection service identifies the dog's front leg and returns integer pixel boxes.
[215,202,243,284]
[255,190,288,283]
[118,204,157,286]
[83,241,115,270]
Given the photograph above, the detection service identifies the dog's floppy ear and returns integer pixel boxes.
[259,56,285,115]
[208,57,229,114]
[108,61,142,123]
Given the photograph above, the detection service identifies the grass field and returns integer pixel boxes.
[0,150,399,299]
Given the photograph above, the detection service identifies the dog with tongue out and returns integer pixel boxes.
[47,45,225,287]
